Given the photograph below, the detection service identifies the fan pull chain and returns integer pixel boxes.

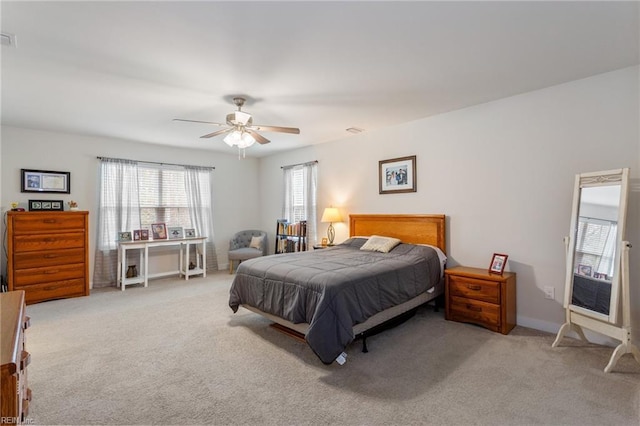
[238,147,247,159]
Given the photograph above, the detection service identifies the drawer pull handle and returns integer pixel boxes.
[43,219,56,223]
[44,270,59,274]
[466,304,482,312]
[44,254,59,258]
[43,238,56,242]
[44,284,64,291]
[467,284,482,291]
[20,350,31,370]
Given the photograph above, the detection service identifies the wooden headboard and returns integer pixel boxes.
[349,214,446,254]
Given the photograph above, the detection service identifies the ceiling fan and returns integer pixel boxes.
[174,97,300,153]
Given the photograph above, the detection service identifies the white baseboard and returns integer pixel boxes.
[517,314,617,347]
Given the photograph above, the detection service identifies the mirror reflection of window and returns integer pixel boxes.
[574,185,621,283]
[574,217,617,281]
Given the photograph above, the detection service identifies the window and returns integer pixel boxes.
[138,165,191,229]
[289,167,306,223]
[94,158,216,286]
[282,162,318,245]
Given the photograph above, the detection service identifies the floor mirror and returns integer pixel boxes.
[552,168,640,372]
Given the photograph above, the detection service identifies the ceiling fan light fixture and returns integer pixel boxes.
[223,130,255,149]
[223,131,240,146]
[240,132,256,148]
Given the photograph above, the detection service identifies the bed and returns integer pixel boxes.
[228,214,447,364]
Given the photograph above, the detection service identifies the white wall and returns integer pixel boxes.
[0,127,261,280]
[258,66,640,340]
[1,66,638,344]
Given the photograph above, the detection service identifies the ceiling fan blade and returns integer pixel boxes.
[252,124,300,134]
[201,128,233,139]
[246,129,270,144]
[173,118,226,126]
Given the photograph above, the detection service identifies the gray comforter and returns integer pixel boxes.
[228,238,441,364]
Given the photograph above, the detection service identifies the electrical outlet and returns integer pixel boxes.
[544,286,555,300]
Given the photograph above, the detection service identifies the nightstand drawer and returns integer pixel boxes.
[449,296,500,328]
[448,275,500,304]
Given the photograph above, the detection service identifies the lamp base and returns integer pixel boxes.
[327,223,335,245]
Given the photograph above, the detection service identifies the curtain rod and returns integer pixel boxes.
[97,156,215,170]
[281,160,318,170]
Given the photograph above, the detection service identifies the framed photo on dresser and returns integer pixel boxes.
[489,253,508,275]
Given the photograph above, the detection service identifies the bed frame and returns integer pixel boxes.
[240,214,447,354]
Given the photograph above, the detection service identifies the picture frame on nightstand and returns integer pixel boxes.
[489,253,508,275]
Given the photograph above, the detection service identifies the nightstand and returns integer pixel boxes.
[445,266,516,334]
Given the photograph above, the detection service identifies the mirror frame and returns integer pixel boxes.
[563,168,629,324]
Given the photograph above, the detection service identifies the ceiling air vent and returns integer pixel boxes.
[1,33,17,47]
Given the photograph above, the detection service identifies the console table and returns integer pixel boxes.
[117,237,207,290]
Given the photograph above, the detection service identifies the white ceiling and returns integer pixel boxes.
[1,1,638,157]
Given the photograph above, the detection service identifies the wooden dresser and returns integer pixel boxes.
[1,291,32,424]
[7,211,90,304]
[445,266,517,335]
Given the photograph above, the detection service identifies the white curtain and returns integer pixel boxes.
[184,166,218,271]
[282,162,318,246]
[93,159,141,287]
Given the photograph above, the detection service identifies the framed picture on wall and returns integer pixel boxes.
[21,169,71,194]
[378,156,417,194]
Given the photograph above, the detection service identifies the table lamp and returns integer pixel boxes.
[320,207,342,245]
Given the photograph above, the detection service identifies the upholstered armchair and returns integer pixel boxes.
[228,230,268,273]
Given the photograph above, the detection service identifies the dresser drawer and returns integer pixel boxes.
[449,296,500,329]
[12,233,85,253]
[14,248,86,269]
[13,263,85,287]
[11,214,86,234]
[18,279,87,304]
[448,275,500,304]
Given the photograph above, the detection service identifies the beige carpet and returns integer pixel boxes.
[23,272,640,425]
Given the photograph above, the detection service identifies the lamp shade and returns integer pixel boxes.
[321,207,342,223]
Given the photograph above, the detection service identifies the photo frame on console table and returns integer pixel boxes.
[151,223,167,240]
[379,155,416,194]
[21,169,70,194]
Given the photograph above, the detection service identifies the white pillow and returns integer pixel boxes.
[249,235,264,250]
[360,235,401,253]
